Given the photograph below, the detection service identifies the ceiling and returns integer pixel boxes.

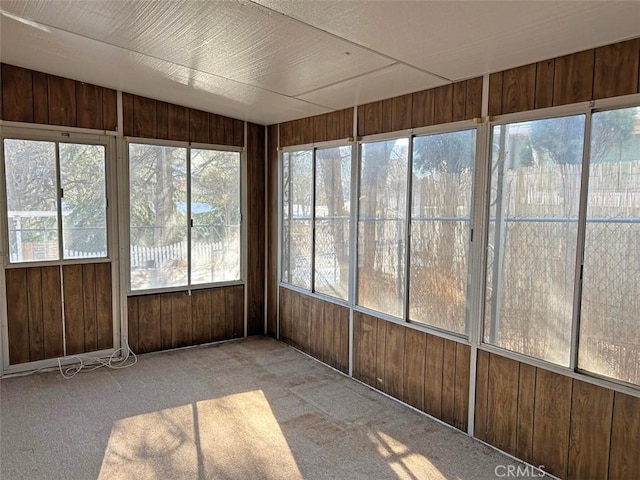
[1,1,639,126]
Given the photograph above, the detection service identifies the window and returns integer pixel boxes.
[314,146,351,300]
[409,129,476,334]
[579,106,640,385]
[128,142,241,291]
[4,138,107,263]
[281,150,313,289]
[484,115,585,367]
[280,146,352,300]
[357,138,409,318]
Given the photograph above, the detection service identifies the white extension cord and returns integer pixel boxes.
[57,343,137,379]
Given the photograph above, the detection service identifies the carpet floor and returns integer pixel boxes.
[1,337,526,479]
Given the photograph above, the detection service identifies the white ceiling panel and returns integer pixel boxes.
[298,63,446,110]
[255,1,640,80]
[0,13,332,125]
[1,0,394,97]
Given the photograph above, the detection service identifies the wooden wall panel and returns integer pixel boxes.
[128,285,243,354]
[81,263,97,352]
[95,262,113,350]
[424,334,444,419]
[309,297,324,359]
[434,84,453,124]
[358,101,383,137]
[32,72,49,124]
[535,59,555,109]
[474,350,490,441]
[375,318,386,392]
[355,312,377,387]
[486,353,519,455]
[225,285,244,339]
[453,343,470,432]
[160,294,173,349]
[42,266,64,358]
[133,95,157,138]
[441,338,457,426]
[279,287,290,344]
[502,64,536,114]
[403,328,426,410]
[333,303,349,373]
[593,39,640,99]
[26,268,44,361]
[189,109,210,144]
[6,268,30,364]
[381,98,393,133]
[452,81,467,122]
[246,122,266,336]
[167,104,189,142]
[384,322,405,399]
[63,264,85,355]
[266,125,279,338]
[488,72,503,116]
[209,287,226,342]
[103,88,118,131]
[156,101,169,140]
[138,294,162,353]
[465,77,483,120]
[568,381,613,480]
[609,392,640,480]
[127,296,139,353]
[391,94,412,131]
[553,50,595,106]
[313,114,327,143]
[412,88,435,128]
[48,75,76,127]
[76,82,103,130]
[1,64,33,122]
[122,93,134,137]
[516,363,536,464]
[532,368,572,479]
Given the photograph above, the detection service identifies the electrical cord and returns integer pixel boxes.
[57,342,137,379]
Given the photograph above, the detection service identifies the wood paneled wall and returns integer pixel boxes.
[353,312,470,431]
[279,287,349,374]
[127,285,244,354]
[475,350,640,480]
[279,108,353,147]
[5,263,113,365]
[246,122,265,336]
[1,63,117,130]
[122,92,244,146]
[266,124,279,338]
[358,78,483,136]
[489,39,640,116]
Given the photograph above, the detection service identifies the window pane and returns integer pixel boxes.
[314,146,351,300]
[579,106,640,385]
[191,149,241,284]
[4,139,59,262]
[410,130,475,334]
[129,143,187,290]
[281,150,313,289]
[59,143,107,259]
[484,116,585,366]
[358,138,408,318]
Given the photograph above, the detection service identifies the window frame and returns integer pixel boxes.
[124,137,245,295]
[0,126,115,268]
[278,139,354,305]
[478,95,640,391]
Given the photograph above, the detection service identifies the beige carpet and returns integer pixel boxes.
[1,337,525,479]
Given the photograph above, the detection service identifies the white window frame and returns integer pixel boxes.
[124,137,245,295]
[477,94,640,392]
[0,126,116,268]
[279,139,354,305]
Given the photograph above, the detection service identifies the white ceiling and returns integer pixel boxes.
[1,1,639,125]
